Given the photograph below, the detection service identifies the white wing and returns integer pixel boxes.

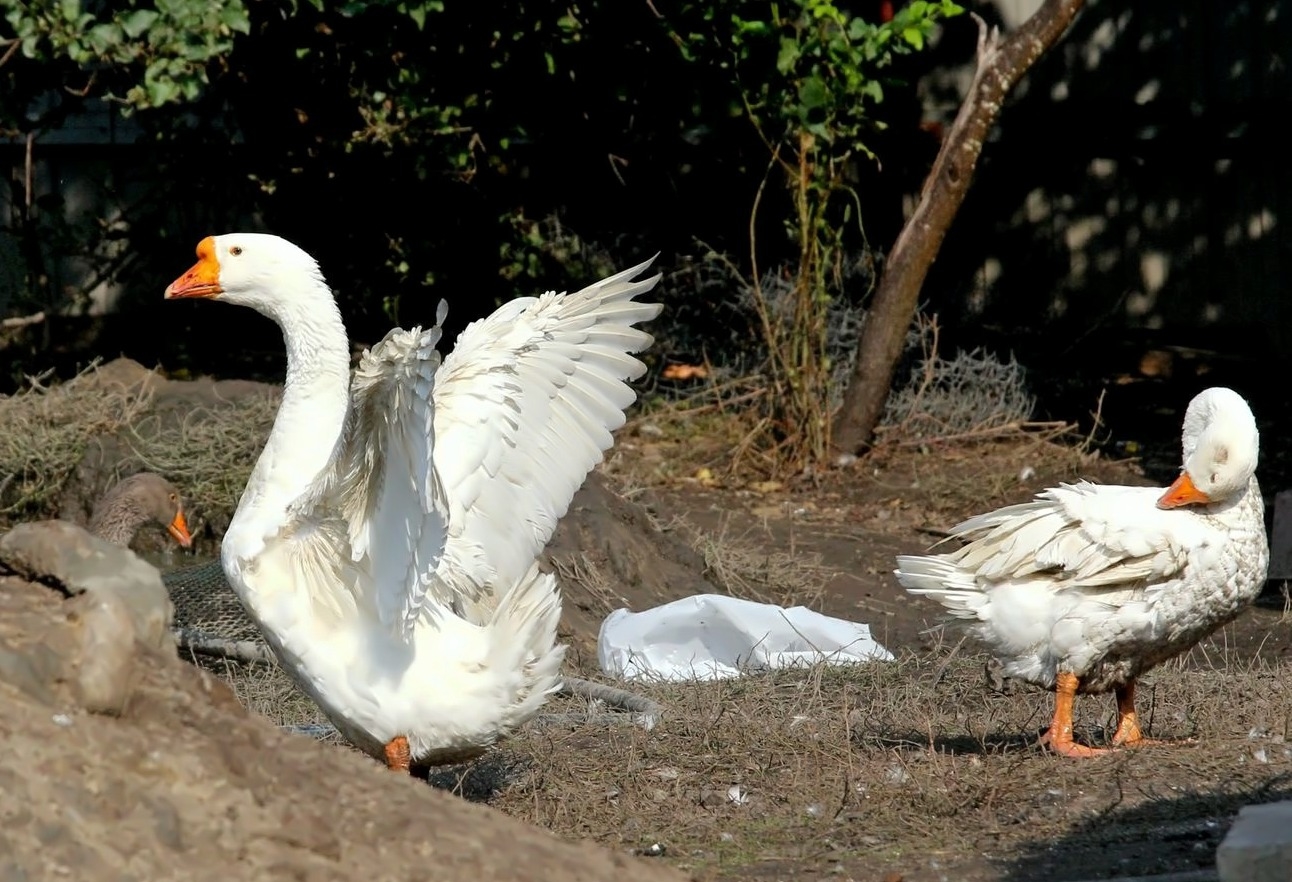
[947,482,1198,594]
[331,310,454,637]
[430,255,663,614]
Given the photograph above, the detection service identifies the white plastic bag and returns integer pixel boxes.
[597,593,894,681]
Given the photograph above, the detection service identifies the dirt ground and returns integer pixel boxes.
[6,361,1292,882]
[495,423,1292,882]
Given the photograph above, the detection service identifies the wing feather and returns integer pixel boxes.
[323,255,661,633]
[944,482,1195,593]
[431,255,663,613]
[332,322,454,637]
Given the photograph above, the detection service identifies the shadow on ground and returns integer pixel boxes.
[1000,774,1292,882]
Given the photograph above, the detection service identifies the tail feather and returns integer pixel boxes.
[487,560,566,732]
[894,554,990,621]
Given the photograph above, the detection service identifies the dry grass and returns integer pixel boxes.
[0,362,278,529]
[119,392,279,523]
[0,364,154,515]
[199,655,335,733]
[489,646,1292,882]
[662,511,832,609]
[621,301,1051,485]
[612,377,774,486]
[879,314,1037,444]
[616,393,1085,504]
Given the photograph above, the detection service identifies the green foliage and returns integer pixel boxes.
[3,0,250,110]
[683,0,962,157]
[1,0,959,401]
[661,0,964,468]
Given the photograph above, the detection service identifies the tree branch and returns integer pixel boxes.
[831,0,1087,456]
[0,39,19,70]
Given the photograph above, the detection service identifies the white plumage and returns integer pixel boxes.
[895,386,1268,757]
[165,233,661,768]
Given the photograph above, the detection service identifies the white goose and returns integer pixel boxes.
[895,386,1268,758]
[163,233,661,771]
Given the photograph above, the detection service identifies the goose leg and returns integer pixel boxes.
[1111,680,1146,745]
[384,735,412,772]
[1111,680,1179,747]
[1038,671,1110,758]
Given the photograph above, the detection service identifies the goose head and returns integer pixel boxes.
[1157,386,1259,509]
[88,472,193,549]
[163,233,330,318]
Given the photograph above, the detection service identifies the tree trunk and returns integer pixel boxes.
[831,0,1087,456]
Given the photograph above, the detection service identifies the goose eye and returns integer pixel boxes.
[169,493,177,502]
[230,246,243,256]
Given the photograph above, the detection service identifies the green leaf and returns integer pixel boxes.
[798,74,829,110]
[776,36,800,74]
[847,17,873,41]
[121,9,160,39]
[404,3,428,30]
[86,23,119,55]
[902,27,924,50]
[219,5,251,35]
[145,78,181,107]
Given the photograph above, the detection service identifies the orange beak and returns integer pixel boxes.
[164,236,222,299]
[1157,472,1213,509]
[167,510,194,548]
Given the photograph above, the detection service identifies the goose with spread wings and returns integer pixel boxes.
[165,233,661,770]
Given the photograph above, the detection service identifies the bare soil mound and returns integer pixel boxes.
[0,563,690,882]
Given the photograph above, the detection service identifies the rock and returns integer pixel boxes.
[1268,489,1292,580]
[0,520,173,651]
[66,588,140,714]
[0,520,175,715]
[1216,800,1292,882]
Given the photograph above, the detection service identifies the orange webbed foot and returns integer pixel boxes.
[1039,725,1113,758]
[1110,681,1190,749]
[1038,671,1114,759]
[384,735,412,772]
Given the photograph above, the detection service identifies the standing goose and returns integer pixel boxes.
[164,233,661,770]
[895,386,1268,757]
[89,472,193,550]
